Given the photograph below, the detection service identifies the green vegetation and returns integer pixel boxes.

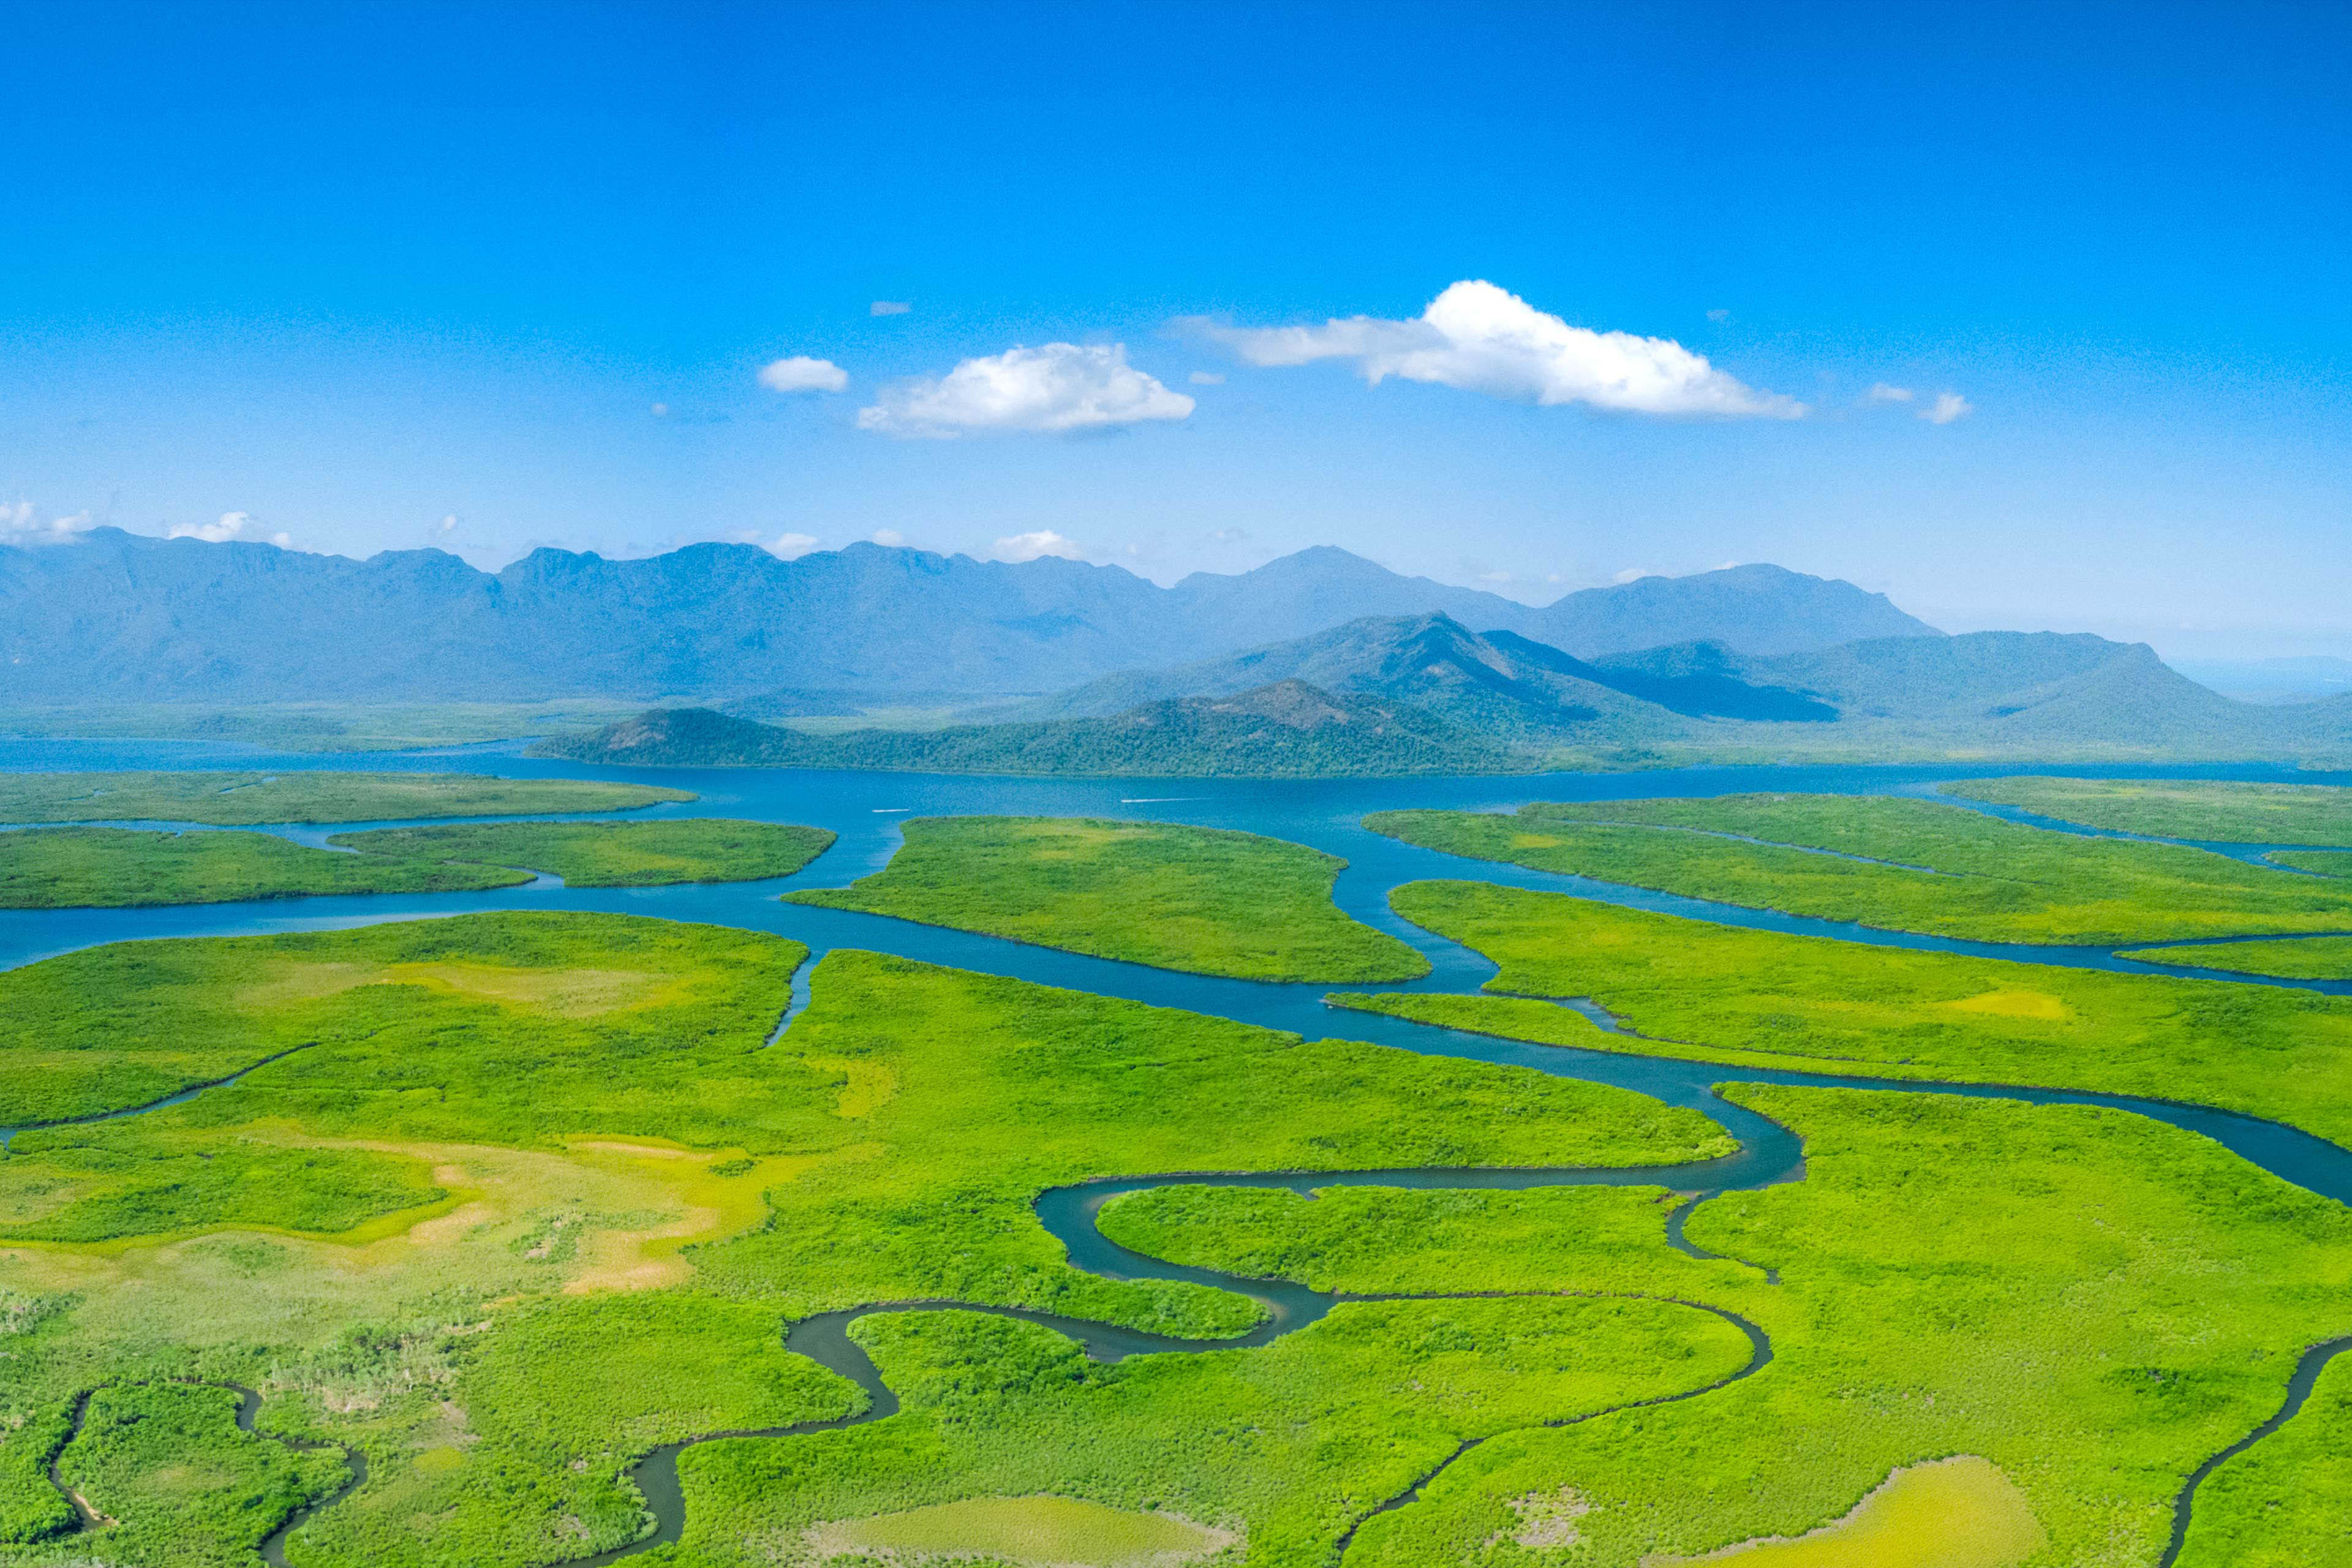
[0,769,690,826]
[53,1382,349,1566]
[292,1292,861,1568]
[0,1130,442,1244]
[679,1295,1749,1567]
[0,815,828,910]
[0,1402,75,1544]
[330,819,835,888]
[0,824,533,909]
[2177,1350,2352,1567]
[0,910,801,1129]
[700,948,1728,1331]
[1333,880,2352,1148]
[1365,792,2352,943]
[1944,775,2352,845]
[0,914,1732,1564]
[533,685,1528,777]
[785,816,1425,981]
[2274,850,2352,876]
[0,701,647,754]
[1104,1086,2352,1568]
[2121,935,2352,980]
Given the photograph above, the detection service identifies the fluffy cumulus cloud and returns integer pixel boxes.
[871,529,905,547]
[1205,281,1804,418]
[766,532,820,559]
[858,343,1194,437]
[1923,391,1973,424]
[757,355,849,394]
[0,501,100,545]
[993,529,1082,563]
[170,511,290,547]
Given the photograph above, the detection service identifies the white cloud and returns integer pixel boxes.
[1706,307,1732,323]
[858,342,1194,437]
[170,511,289,547]
[1922,391,1973,424]
[1866,382,1915,404]
[0,502,100,545]
[1188,371,1226,385]
[870,300,911,316]
[1613,567,1651,584]
[757,355,849,394]
[993,529,1082,563]
[1204,281,1803,418]
[437,513,459,534]
[766,532,820,559]
[871,529,905,548]
[650,402,671,417]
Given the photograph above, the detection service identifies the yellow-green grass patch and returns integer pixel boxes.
[1649,1457,2045,1567]
[809,1494,1234,1566]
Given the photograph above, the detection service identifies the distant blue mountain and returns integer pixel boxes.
[0,528,1939,703]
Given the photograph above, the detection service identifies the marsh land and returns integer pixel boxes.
[0,772,2348,1567]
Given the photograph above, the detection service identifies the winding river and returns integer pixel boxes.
[8,744,2352,1563]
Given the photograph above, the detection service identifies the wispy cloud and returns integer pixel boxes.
[170,511,289,547]
[1188,371,1226,385]
[1201,281,1804,418]
[1922,391,1973,424]
[1866,382,1915,404]
[757,355,849,394]
[870,300,911,317]
[858,343,1194,437]
[871,529,905,547]
[993,529,1083,563]
[0,501,100,545]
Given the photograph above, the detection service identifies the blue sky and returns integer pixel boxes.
[5,1,2349,657]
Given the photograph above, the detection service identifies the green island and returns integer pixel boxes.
[0,825,536,909]
[784,815,1428,981]
[327,818,836,888]
[0,818,831,910]
[1942,775,2352,845]
[0,770,691,826]
[2119,935,2352,981]
[1093,1085,2352,1568]
[1332,880,2352,1148]
[1363,792,2352,943]
[2273,849,2352,876]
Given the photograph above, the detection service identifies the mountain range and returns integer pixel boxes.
[542,614,2352,775]
[0,529,1933,704]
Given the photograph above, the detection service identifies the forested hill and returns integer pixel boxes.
[0,529,1934,703]
[543,625,2352,777]
[535,682,1520,777]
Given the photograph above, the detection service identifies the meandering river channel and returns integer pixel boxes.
[7,744,2351,1562]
